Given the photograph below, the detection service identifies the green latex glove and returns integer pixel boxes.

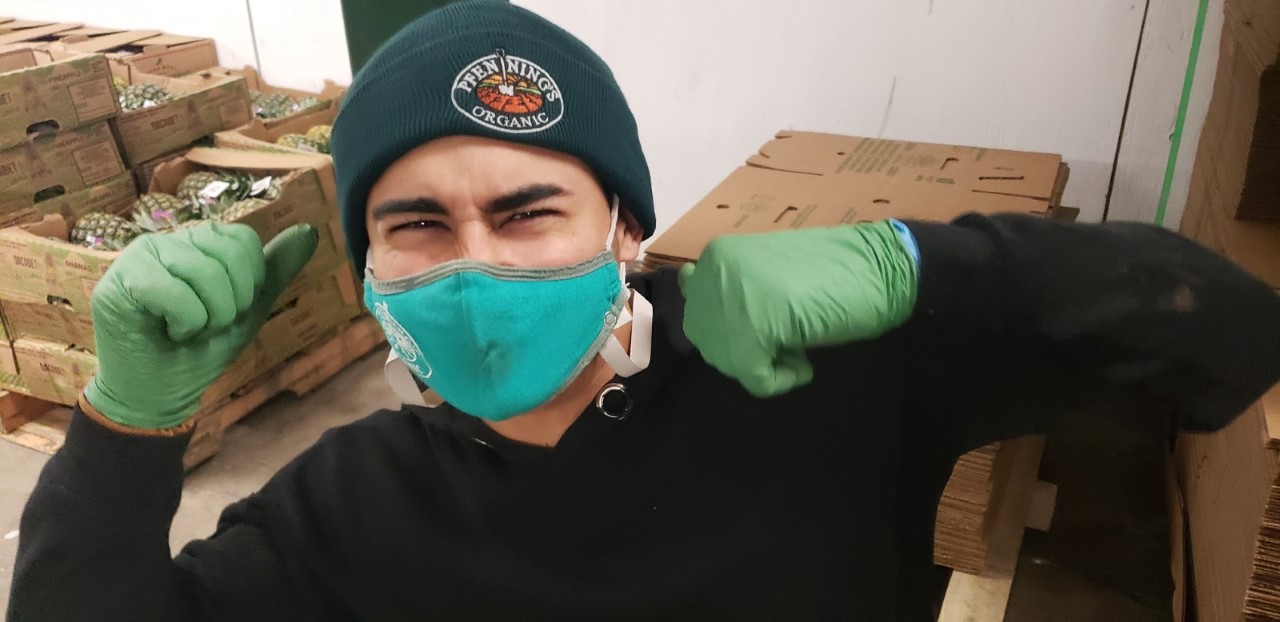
[678,220,920,398]
[85,222,318,429]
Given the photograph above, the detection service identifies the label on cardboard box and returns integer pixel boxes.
[217,96,251,130]
[67,77,115,122]
[71,140,122,185]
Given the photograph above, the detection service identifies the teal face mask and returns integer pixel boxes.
[364,207,639,421]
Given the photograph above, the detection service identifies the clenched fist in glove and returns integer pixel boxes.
[678,220,920,398]
[85,222,318,429]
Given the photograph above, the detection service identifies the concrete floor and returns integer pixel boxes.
[0,346,1175,619]
[0,347,397,614]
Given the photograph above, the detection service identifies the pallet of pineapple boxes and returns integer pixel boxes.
[1172,0,1280,620]
[0,45,365,468]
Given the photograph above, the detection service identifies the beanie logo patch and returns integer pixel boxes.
[452,49,564,134]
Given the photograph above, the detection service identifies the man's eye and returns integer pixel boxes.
[390,220,446,233]
[507,209,554,223]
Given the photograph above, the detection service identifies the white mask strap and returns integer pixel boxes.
[384,350,444,408]
[600,288,653,377]
[605,195,620,252]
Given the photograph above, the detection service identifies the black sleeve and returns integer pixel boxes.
[901,213,1280,455]
[7,408,344,622]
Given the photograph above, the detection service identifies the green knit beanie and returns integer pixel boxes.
[331,0,655,275]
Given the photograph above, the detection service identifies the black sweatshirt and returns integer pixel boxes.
[10,215,1280,621]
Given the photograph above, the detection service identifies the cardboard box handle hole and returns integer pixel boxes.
[26,119,61,139]
[33,185,66,203]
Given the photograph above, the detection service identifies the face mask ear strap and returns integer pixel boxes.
[384,350,445,408]
[600,288,653,377]
[605,195,620,252]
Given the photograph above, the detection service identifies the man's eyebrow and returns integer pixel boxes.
[487,183,566,215]
[370,197,447,221]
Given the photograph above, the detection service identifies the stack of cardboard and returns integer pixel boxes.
[0,48,131,228]
[0,22,252,199]
[1174,1,1280,619]
[0,22,218,79]
[0,47,134,398]
[644,130,1071,572]
[111,67,252,190]
[0,21,83,49]
[0,148,361,409]
[1198,0,1279,222]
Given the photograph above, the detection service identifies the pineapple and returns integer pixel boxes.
[213,198,270,223]
[292,96,322,114]
[276,133,324,153]
[118,83,175,112]
[305,124,331,142]
[304,124,332,153]
[183,169,256,219]
[176,171,224,205]
[131,193,199,233]
[70,212,143,251]
[251,91,296,119]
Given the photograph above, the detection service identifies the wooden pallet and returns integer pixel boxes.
[0,315,386,470]
[938,435,1054,621]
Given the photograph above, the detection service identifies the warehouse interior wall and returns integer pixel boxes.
[0,0,1223,235]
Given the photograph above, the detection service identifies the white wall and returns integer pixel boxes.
[0,0,351,92]
[0,0,260,72]
[515,0,1149,232]
[1,1,1218,232]
[1110,0,1223,228]
[246,0,352,92]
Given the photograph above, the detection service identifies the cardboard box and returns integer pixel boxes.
[0,297,95,350]
[1181,0,1280,222]
[131,146,196,198]
[215,102,338,155]
[1176,388,1279,622]
[645,130,1068,267]
[0,48,117,152]
[0,149,344,320]
[0,22,82,47]
[229,65,345,130]
[112,69,251,166]
[0,120,127,215]
[0,336,97,405]
[0,172,135,229]
[1199,195,1280,291]
[200,264,363,406]
[0,264,362,407]
[0,332,30,396]
[149,147,346,289]
[61,29,218,78]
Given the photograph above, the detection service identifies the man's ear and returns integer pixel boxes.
[613,207,643,263]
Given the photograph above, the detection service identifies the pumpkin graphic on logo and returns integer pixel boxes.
[475,74,544,115]
[452,48,564,133]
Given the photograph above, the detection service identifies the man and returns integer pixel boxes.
[9,2,1280,620]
